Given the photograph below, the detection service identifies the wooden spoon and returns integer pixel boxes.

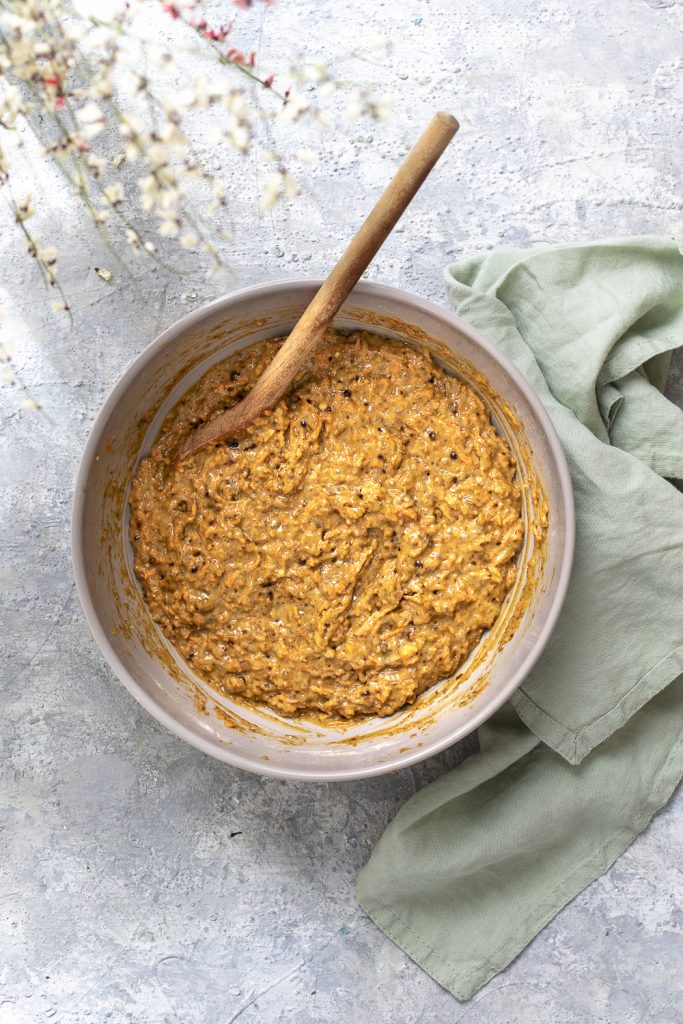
[178,111,459,461]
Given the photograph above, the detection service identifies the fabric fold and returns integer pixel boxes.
[445,236,683,759]
[358,678,683,1001]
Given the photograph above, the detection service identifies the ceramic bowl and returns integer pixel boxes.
[72,279,574,780]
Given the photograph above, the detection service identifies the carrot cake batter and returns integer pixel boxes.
[129,331,524,719]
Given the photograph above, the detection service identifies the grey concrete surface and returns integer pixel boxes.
[2,1,683,1021]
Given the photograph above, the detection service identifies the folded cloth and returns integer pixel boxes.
[356,236,683,1000]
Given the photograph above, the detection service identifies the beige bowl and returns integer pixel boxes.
[72,280,574,780]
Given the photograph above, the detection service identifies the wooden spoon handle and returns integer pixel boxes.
[179,112,459,459]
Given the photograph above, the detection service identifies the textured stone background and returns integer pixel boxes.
[2,1,682,1021]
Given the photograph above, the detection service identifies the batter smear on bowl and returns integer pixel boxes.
[129,331,524,719]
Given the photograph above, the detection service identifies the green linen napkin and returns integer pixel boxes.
[356,236,683,1000]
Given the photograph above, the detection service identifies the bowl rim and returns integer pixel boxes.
[71,277,575,780]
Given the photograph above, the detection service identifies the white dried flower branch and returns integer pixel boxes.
[0,0,387,334]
